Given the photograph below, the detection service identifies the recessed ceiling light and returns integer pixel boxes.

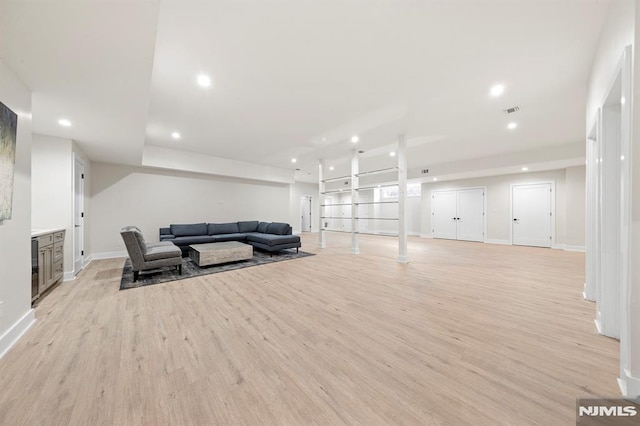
[522,167,528,171]
[291,158,297,163]
[329,166,334,171]
[490,84,505,97]
[389,151,396,157]
[171,131,181,139]
[507,122,518,130]
[621,97,626,105]
[58,119,71,127]
[197,74,212,87]
[433,177,438,181]
[351,135,359,143]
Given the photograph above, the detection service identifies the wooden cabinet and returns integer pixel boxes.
[33,229,65,302]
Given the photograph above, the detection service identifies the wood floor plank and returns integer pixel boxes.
[0,234,619,425]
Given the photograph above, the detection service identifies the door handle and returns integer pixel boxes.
[513,218,519,222]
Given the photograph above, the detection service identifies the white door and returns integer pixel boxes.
[300,196,312,232]
[73,157,85,275]
[512,183,552,248]
[432,191,457,239]
[456,189,484,242]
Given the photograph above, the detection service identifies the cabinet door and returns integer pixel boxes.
[47,247,54,286]
[456,189,484,242]
[432,191,457,239]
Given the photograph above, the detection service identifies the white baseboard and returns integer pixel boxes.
[620,369,640,398]
[594,319,603,334]
[63,272,76,281]
[551,243,565,250]
[420,233,433,239]
[0,309,36,359]
[485,239,511,245]
[564,245,586,252]
[90,250,127,260]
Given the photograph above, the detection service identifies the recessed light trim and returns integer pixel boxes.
[490,84,505,97]
[351,135,359,143]
[329,166,334,171]
[171,131,181,139]
[507,122,518,130]
[58,119,71,127]
[433,177,438,181]
[197,74,212,88]
[522,167,528,171]
[291,158,297,163]
[389,151,396,157]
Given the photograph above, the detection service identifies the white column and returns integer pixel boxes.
[318,159,326,248]
[351,149,359,254]
[397,134,408,263]
[621,38,640,397]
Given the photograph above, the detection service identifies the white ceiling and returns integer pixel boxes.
[0,0,611,183]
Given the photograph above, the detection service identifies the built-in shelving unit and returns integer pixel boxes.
[318,135,408,262]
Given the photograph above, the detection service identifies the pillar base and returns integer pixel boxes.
[397,255,409,264]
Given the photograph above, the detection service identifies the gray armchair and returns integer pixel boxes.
[120,226,182,281]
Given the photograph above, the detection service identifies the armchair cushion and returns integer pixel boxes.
[144,244,182,261]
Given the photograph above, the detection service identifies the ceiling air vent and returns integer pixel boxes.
[421,169,429,174]
[503,106,520,114]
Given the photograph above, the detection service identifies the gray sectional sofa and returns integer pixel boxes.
[159,221,301,255]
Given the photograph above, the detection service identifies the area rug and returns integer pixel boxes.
[120,249,315,290]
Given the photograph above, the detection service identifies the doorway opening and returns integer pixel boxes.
[300,196,312,232]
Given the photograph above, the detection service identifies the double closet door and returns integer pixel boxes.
[432,188,485,242]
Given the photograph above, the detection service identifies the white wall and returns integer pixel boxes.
[0,59,34,357]
[89,162,292,256]
[289,182,319,233]
[585,0,639,397]
[565,165,586,249]
[419,168,583,248]
[586,0,634,126]
[31,135,91,277]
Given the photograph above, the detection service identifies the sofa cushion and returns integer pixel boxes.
[246,233,300,247]
[267,222,290,235]
[143,244,181,261]
[170,223,208,237]
[237,221,259,233]
[172,235,217,245]
[208,222,240,235]
[257,222,270,233]
[211,233,248,243]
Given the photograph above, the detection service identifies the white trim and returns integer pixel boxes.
[595,319,603,334]
[63,272,76,281]
[90,251,127,260]
[551,243,566,250]
[485,239,511,245]
[0,309,36,359]
[420,233,433,239]
[564,245,586,252]
[620,369,640,398]
[510,180,556,247]
[82,254,93,268]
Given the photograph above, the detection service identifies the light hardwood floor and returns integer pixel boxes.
[0,233,619,425]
